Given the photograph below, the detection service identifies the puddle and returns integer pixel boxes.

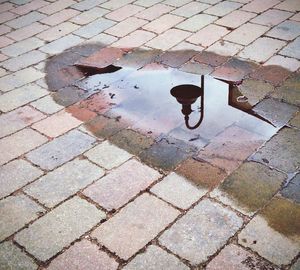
[72,64,278,143]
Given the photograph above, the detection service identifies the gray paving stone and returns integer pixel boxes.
[0,128,47,166]
[176,13,217,32]
[73,18,115,38]
[25,158,104,207]
[204,1,242,16]
[26,129,96,170]
[6,11,46,29]
[31,95,64,114]
[281,173,300,204]
[0,159,43,199]
[0,194,45,241]
[151,172,206,209]
[0,241,37,270]
[266,20,300,41]
[159,199,243,265]
[84,141,132,170]
[39,34,83,55]
[71,0,106,11]
[15,196,106,262]
[280,37,300,59]
[1,37,44,57]
[92,193,179,260]
[123,245,189,270]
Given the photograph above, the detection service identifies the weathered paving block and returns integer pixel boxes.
[84,141,132,170]
[151,172,206,209]
[159,199,243,265]
[26,129,96,170]
[0,195,45,241]
[123,245,189,270]
[47,239,118,270]
[25,159,104,208]
[211,161,286,215]
[281,173,300,204]
[238,197,300,266]
[0,128,47,166]
[83,159,161,210]
[92,193,179,260]
[0,159,43,199]
[5,11,46,29]
[0,106,45,138]
[15,196,106,262]
[0,241,38,270]
[252,127,300,173]
[206,243,279,270]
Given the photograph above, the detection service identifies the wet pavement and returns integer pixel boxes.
[0,1,300,270]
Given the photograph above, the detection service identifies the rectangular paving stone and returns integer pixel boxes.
[71,0,106,11]
[0,159,43,199]
[83,159,160,210]
[74,18,116,39]
[112,29,155,48]
[211,161,286,215]
[38,0,75,15]
[15,196,106,262]
[123,245,189,270]
[105,4,144,21]
[12,0,49,15]
[0,194,45,241]
[5,11,46,28]
[0,84,48,112]
[224,23,269,46]
[241,0,281,13]
[239,37,286,62]
[151,172,206,209]
[31,95,64,114]
[101,0,136,10]
[135,3,174,20]
[6,22,49,41]
[171,2,210,17]
[26,129,96,170]
[146,29,191,50]
[159,199,243,265]
[0,128,47,166]
[0,241,38,270]
[206,41,243,56]
[275,0,300,12]
[1,37,44,57]
[215,10,256,28]
[251,9,293,27]
[204,1,242,16]
[1,50,47,72]
[32,110,82,138]
[41,9,80,26]
[25,158,104,207]
[176,13,217,32]
[39,34,83,55]
[0,11,18,24]
[266,20,300,41]
[265,55,300,71]
[143,14,184,34]
[252,127,300,173]
[0,106,45,138]
[92,193,179,260]
[47,239,118,270]
[70,7,109,25]
[84,140,132,170]
[0,36,14,48]
[238,197,300,266]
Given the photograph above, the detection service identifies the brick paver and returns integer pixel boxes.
[0,0,299,268]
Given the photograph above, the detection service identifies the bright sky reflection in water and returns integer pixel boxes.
[76,65,278,144]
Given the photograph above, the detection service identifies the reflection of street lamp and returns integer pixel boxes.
[170,75,204,130]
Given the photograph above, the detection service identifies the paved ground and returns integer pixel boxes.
[0,0,300,269]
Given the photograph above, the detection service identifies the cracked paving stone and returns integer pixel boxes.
[92,193,179,260]
[0,241,38,270]
[123,245,189,270]
[15,196,106,262]
[206,243,279,270]
[26,129,96,170]
[238,197,300,266]
[211,161,286,216]
[0,194,45,241]
[281,173,300,204]
[0,159,43,199]
[159,199,243,265]
[47,239,118,270]
[24,158,104,208]
[83,159,161,210]
[253,98,298,127]
[151,172,206,209]
[252,127,300,173]
[84,140,132,170]
[175,158,227,190]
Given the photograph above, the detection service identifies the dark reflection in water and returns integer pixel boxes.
[75,64,278,142]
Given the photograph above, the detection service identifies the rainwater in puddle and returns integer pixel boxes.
[75,64,278,146]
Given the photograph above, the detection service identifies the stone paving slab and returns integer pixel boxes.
[92,193,180,260]
[15,196,106,262]
[159,199,243,265]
